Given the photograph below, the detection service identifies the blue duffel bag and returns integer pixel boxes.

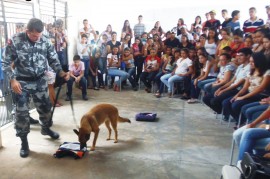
[135,113,157,122]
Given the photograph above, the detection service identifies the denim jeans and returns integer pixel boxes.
[140,71,158,89]
[125,67,136,87]
[89,69,103,87]
[209,89,239,114]
[233,127,270,160]
[230,94,265,122]
[202,84,222,108]
[66,76,87,97]
[134,56,144,83]
[197,78,216,91]
[81,57,90,87]
[160,74,184,93]
[108,68,129,86]
[241,102,269,124]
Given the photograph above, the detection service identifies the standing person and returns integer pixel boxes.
[171,18,185,36]
[221,9,231,28]
[79,19,96,44]
[98,34,108,88]
[101,24,113,41]
[133,15,146,39]
[266,5,270,27]
[204,10,221,30]
[226,10,241,33]
[190,16,202,33]
[2,18,69,158]
[154,21,165,38]
[243,7,264,35]
[77,34,91,88]
[121,20,133,46]
[202,12,210,29]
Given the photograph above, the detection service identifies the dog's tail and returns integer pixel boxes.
[118,116,131,123]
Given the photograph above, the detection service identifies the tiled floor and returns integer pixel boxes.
[0,87,236,179]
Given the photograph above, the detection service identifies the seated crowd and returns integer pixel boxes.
[44,6,270,163]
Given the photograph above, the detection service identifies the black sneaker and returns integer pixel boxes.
[132,86,138,91]
[65,96,71,101]
[41,128,59,139]
[82,96,89,101]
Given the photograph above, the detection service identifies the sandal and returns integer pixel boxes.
[187,99,198,104]
[154,93,161,98]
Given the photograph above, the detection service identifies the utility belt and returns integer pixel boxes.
[16,74,44,81]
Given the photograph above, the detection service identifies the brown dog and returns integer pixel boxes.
[73,103,131,151]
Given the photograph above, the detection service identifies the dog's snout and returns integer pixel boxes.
[80,143,87,150]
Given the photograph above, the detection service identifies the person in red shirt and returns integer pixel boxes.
[140,48,161,93]
[230,29,245,58]
[204,10,221,30]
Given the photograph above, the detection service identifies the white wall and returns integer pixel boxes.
[66,0,270,62]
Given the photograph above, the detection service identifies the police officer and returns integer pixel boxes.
[2,18,69,158]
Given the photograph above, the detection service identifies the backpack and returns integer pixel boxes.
[54,142,87,159]
[135,113,157,122]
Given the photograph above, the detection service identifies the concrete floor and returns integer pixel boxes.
[0,87,237,179]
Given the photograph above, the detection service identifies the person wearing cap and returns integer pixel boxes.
[265,5,270,27]
[163,31,181,50]
[176,25,194,43]
[243,7,264,35]
[226,10,241,33]
[204,10,221,30]
[221,9,231,28]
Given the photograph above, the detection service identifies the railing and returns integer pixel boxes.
[0,74,15,127]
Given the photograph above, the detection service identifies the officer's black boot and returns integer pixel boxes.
[20,136,29,158]
[41,127,59,139]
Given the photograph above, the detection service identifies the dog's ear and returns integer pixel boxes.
[73,129,79,136]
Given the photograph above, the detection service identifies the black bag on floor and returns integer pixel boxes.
[54,142,87,159]
[135,113,157,122]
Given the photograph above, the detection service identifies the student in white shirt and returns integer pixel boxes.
[160,48,193,97]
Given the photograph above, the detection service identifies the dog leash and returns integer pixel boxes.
[49,78,79,128]
[69,94,79,128]
[49,78,63,125]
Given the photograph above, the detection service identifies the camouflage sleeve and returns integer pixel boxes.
[2,39,17,80]
[46,39,63,74]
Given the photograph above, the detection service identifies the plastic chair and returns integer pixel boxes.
[171,80,184,98]
[229,136,270,165]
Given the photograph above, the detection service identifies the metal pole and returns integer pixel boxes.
[1,0,8,42]
[53,0,56,22]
